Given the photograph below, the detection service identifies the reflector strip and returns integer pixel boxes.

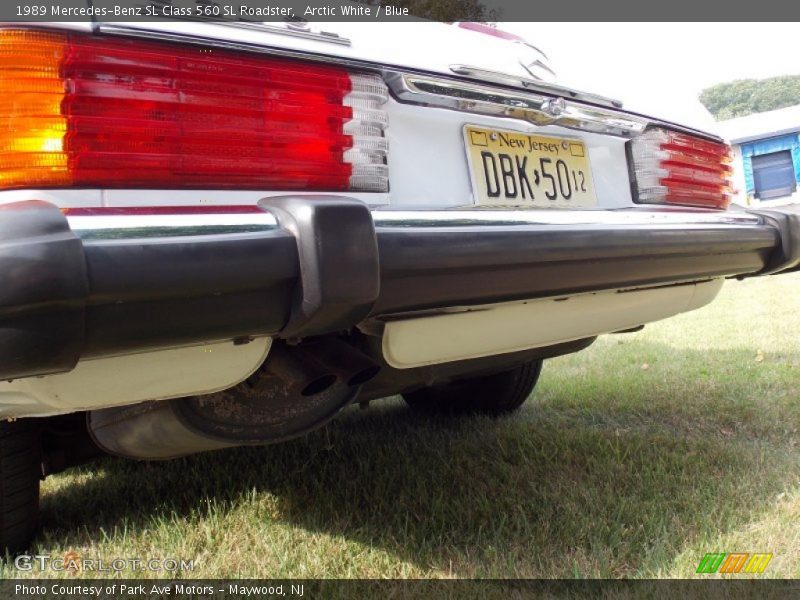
[344,73,389,191]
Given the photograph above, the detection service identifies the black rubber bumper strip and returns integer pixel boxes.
[372,221,779,314]
[81,229,298,357]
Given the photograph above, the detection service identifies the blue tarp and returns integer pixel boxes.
[740,133,800,194]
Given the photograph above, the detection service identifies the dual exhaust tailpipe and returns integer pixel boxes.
[88,338,380,460]
[262,338,380,397]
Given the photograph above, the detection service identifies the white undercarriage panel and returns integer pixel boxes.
[0,338,271,418]
[382,279,723,369]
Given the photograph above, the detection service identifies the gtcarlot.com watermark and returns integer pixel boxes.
[14,551,195,574]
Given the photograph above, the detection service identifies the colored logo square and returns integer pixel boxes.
[470,130,489,146]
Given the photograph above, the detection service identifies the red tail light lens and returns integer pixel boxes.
[0,29,389,191]
[630,128,732,209]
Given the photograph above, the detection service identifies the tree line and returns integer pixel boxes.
[700,75,800,120]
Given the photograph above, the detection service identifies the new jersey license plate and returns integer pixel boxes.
[463,125,597,208]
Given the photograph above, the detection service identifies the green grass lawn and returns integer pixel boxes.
[8,273,800,579]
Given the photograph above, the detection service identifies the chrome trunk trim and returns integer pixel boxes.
[387,73,649,138]
[449,64,622,108]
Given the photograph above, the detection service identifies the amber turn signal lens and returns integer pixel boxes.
[0,29,69,187]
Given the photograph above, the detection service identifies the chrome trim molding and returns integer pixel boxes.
[67,211,279,240]
[370,208,764,228]
[388,73,648,138]
[66,205,763,241]
[449,64,622,108]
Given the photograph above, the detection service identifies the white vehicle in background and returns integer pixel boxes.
[0,18,798,554]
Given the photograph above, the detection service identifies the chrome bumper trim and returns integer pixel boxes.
[66,204,764,241]
[66,211,280,240]
[370,208,764,228]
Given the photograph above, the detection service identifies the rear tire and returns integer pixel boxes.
[403,360,543,415]
[0,419,41,556]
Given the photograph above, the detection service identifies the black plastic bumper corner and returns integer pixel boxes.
[0,198,795,382]
[747,204,800,274]
[0,201,88,379]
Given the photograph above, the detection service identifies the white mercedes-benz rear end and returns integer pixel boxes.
[0,19,797,554]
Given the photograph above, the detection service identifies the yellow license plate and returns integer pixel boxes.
[463,125,597,208]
